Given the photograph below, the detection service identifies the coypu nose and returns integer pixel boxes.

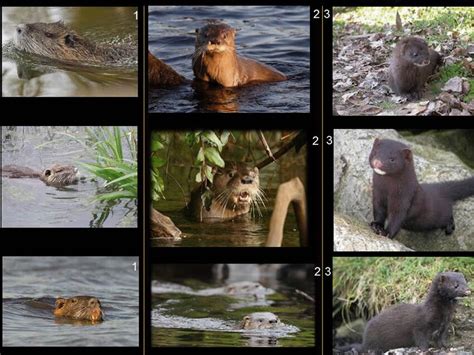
[241,176,253,184]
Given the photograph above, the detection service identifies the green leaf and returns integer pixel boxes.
[204,147,225,167]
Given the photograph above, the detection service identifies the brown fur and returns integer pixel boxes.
[388,36,441,100]
[192,23,287,87]
[13,21,135,64]
[54,296,104,322]
[148,50,185,87]
[186,161,262,221]
[2,164,79,187]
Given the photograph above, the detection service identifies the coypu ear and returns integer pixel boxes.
[64,34,79,47]
[55,298,66,309]
[44,169,52,177]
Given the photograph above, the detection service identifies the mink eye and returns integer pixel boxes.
[454,283,459,289]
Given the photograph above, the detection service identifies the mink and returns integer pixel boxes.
[336,272,471,354]
[369,138,474,239]
[388,36,441,100]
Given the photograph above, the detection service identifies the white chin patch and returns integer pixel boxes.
[374,168,386,175]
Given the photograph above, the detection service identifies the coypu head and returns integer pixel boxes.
[194,23,236,54]
[54,296,104,322]
[239,312,281,330]
[40,164,79,187]
[396,37,431,67]
[13,21,98,62]
[210,161,262,217]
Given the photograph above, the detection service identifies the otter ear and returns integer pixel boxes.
[195,28,199,34]
[402,148,412,161]
[55,298,66,308]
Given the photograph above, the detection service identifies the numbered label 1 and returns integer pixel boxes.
[133,262,137,271]
[134,11,138,20]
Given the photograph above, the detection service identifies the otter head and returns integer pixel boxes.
[240,312,281,330]
[13,21,94,62]
[54,296,104,322]
[211,161,260,214]
[398,37,431,67]
[40,164,79,187]
[195,23,236,54]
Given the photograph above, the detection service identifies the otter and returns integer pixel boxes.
[13,21,136,65]
[239,312,281,330]
[192,23,287,87]
[388,36,441,100]
[2,164,79,187]
[148,50,185,87]
[54,296,104,322]
[186,161,262,222]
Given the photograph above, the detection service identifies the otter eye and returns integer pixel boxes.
[71,298,77,303]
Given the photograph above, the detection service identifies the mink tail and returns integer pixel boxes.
[437,176,474,201]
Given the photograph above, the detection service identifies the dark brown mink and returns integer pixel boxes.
[369,138,474,239]
[336,272,471,354]
[388,36,441,101]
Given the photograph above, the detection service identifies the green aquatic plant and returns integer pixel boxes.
[80,126,137,201]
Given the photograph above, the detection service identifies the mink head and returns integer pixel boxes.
[369,138,412,176]
[398,37,431,67]
[437,272,471,300]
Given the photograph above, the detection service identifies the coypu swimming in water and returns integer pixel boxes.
[239,312,281,330]
[54,296,104,322]
[192,23,287,87]
[2,164,79,187]
[13,21,136,65]
[186,161,263,222]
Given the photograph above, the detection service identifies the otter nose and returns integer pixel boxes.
[241,176,253,184]
[210,39,221,45]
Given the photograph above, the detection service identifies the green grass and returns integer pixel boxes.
[333,7,474,43]
[333,257,474,324]
[79,127,137,201]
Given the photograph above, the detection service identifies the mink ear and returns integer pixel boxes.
[439,275,446,284]
[374,138,380,145]
[402,148,412,161]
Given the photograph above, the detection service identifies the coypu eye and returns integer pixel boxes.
[71,298,78,303]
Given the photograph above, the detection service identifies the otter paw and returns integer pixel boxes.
[370,222,388,236]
